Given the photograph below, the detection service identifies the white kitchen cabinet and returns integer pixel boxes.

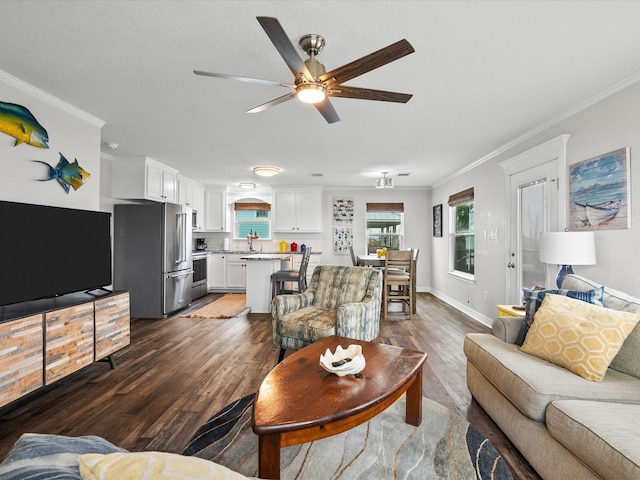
[178,175,195,207]
[112,156,178,203]
[193,186,205,230]
[226,254,246,289]
[146,161,177,203]
[178,175,205,230]
[204,186,228,232]
[207,253,226,290]
[272,187,322,232]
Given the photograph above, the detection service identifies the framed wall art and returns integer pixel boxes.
[433,204,442,237]
[332,197,354,254]
[333,197,354,224]
[569,147,631,231]
[333,227,353,254]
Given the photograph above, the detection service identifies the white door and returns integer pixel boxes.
[507,162,558,304]
[502,136,568,304]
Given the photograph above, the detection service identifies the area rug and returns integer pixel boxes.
[181,294,248,319]
[183,393,513,480]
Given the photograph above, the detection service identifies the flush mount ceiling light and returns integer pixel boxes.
[253,165,280,177]
[239,182,256,190]
[375,172,394,189]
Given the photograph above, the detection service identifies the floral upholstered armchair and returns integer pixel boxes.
[271,265,383,362]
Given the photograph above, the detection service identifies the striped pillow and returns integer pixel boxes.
[0,433,125,480]
[514,287,605,346]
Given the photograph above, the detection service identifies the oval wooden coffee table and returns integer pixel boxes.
[252,335,427,479]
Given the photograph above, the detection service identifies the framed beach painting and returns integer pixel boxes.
[569,147,631,231]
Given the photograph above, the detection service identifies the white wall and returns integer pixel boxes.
[432,78,640,325]
[321,188,432,292]
[0,71,104,211]
[431,164,506,325]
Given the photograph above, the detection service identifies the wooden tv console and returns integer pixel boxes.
[0,290,130,409]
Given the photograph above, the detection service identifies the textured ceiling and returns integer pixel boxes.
[2,1,640,189]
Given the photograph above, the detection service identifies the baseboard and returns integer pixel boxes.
[428,288,493,328]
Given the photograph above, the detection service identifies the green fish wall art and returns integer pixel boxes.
[33,153,90,194]
[0,101,49,148]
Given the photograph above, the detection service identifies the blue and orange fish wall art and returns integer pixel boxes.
[0,101,49,148]
[33,153,90,194]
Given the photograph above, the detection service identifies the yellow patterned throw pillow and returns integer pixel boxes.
[520,293,640,382]
[78,451,248,480]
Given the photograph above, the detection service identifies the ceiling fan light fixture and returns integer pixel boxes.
[239,182,256,190]
[375,172,394,189]
[253,165,280,177]
[297,83,326,104]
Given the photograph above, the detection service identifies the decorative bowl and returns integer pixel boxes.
[319,344,366,376]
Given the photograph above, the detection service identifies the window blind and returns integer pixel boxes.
[447,188,474,207]
[234,202,270,211]
[366,202,404,213]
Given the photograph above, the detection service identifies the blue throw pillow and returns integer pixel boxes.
[514,287,605,346]
[0,433,126,480]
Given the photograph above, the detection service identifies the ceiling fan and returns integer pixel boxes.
[194,16,415,124]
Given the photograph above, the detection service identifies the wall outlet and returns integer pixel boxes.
[483,291,488,301]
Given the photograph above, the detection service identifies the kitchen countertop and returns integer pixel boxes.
[240,253,292,261]
[201,250,321,255]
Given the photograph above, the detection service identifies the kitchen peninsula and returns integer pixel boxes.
[241,254,292,313]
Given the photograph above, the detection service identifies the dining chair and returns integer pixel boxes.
[271,247,312,298]
[349,245,359,266]
[411,248,419,314]
[383,249,414,319]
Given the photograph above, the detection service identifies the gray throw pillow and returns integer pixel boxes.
[0,433,126,480]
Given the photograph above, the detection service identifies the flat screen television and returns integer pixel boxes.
[0,200,112,307]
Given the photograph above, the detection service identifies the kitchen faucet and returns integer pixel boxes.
[247,230,258,251]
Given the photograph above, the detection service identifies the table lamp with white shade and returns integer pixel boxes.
[539,231,596,288]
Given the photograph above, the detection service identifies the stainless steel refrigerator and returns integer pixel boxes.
[114,202,193,318]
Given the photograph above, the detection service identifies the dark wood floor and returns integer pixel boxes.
[0,292,540,479]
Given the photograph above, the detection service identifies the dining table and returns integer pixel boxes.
[356,254,386,267]
[357,253,417,314]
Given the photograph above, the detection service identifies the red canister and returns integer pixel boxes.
[290,242,298,252]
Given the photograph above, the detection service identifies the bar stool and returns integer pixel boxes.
[271,247,312,298]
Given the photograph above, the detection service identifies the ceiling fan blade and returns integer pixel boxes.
[329,85,412,103]
[246,92,297,114]
[318,39,414,86]
[193,70,294,88]
[256,16,314,83]
[314,98,340,124]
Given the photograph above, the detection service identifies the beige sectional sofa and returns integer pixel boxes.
[464,274,640,480]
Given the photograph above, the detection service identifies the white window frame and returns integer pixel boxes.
[365,211,404,253]
[449,200,475,282]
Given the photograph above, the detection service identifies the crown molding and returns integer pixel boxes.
[433,69,640,188]
[0,69,105,127]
